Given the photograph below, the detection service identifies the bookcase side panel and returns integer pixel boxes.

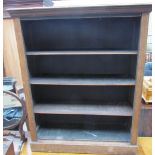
[131,13,149,144]
[13,18,37,140]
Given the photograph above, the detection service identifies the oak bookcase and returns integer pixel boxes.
[7,3,151,155]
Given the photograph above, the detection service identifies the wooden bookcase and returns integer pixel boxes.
[7,4,151,155]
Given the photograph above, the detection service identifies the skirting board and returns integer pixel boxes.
[31,140,138,155]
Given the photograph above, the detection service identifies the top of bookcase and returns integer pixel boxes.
[6,2,152,19]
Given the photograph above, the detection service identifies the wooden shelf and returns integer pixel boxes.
[30,77,136,86]
[27,51,138,55]
[37,127,130,142]
[34,103,133,116]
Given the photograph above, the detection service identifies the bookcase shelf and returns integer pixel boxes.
[34,102,133,116]
[26,50,138,55]
[30,77,136,86]
[37,127,131,142]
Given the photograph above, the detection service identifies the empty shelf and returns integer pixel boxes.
[27,51,138,55]
[37,127,130,142]
[30,77,136,86]
[34,103,133,116]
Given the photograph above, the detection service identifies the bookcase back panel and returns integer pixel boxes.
[27,55,137,78]
[36,114,131,129]
[31,85,134,104]
[22,17,140,51]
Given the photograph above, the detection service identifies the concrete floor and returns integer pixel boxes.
[20,137,152,155]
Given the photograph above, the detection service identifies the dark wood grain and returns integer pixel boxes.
[22,17,140,51]
[27,55,137,78]
[35,114,132,126]
[139,102,152,136]
[26,51,138,55]
[31,140,137,155]
[131,13,149,144]
[35,114,132,142]
[30,77,136,86]
[31,85,135,103]
[7,4,151,18]
[34,102,133,116]
[11,3,151,154]
[37,127,130,142]
[4,0,52,8]
[13,18,37,140]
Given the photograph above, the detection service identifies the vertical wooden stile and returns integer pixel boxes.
[131,13,149,144]
[13,18,37,140]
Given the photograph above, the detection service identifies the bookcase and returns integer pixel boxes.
[8,4,151,155]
